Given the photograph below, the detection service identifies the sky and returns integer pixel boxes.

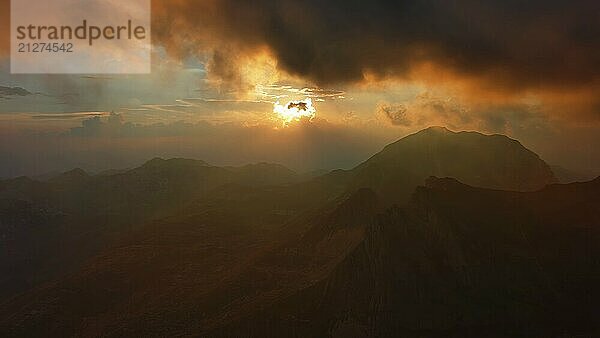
[0,0,599,177]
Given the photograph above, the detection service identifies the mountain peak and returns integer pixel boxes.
[48,168,90,185]
[56,168,88,179]
[144,157,166,165]
[420,126,453,134]
[350,127,557,204]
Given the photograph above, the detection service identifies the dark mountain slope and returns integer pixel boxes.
[0,159,306,304]
[209,177,600,337]
[0,128,571,336]
[0,158,302,220]
[0,187,381,337]
[5,176,595,337]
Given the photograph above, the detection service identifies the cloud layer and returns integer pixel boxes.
[152,0,599,90]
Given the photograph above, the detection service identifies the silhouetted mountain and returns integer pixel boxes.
[204,177,600,337]
[1,128,592,338]
[347,127,557,204]
[0,159,305,303]
[2,175,598,337]
[0,185,381,336]
[47,168,90,187]
[0,199,65,300]
[0,158,301,219]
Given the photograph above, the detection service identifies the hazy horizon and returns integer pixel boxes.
[1,0,599,177]
[1,124,597,179]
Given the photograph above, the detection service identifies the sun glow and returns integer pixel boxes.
[273,98,317,125]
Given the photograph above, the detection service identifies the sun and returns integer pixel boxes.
[273,98,317,125]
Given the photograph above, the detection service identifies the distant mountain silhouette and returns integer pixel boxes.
[0,159,305,301]
[47,168,91,188]
[0,128,595,337]
[347,126,557,204]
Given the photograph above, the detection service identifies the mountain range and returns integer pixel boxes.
[0,127,597,337]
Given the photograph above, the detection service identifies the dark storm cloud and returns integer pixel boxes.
[153,0,599,89]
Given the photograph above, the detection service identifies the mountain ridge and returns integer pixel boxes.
[203,175,600,337]
[345,126,557,206]
[0,127,594,337]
